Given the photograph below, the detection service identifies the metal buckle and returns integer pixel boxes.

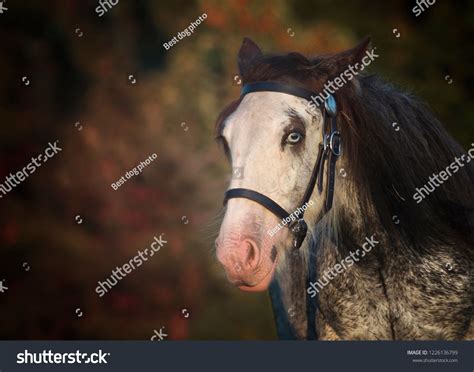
[322,133,330,150]
[329,131,342,156]
[290,219,308,250]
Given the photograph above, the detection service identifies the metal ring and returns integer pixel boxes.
[329,131,342,156]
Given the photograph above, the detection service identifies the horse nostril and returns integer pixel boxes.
[244,240,259,269]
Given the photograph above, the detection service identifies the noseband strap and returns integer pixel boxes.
[224,188,290,221]
[223,81,342,250]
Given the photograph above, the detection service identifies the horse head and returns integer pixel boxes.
[215,37,371,292]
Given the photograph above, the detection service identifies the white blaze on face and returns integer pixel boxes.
[216,91,324,291]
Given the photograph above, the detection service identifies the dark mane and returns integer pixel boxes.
[338,75,474,251]
[217,50,474,252]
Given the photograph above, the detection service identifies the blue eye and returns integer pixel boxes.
[286,132,303,144]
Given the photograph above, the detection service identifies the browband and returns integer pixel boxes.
[241,81,317,102]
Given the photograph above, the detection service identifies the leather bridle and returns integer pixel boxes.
[223,81,342,250]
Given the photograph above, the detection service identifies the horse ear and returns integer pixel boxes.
[316,36,372,78]
[238,37,262,77]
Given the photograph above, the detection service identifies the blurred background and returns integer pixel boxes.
[0,0,472,339]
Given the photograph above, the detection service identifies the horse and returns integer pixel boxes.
[214,37,473,340]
